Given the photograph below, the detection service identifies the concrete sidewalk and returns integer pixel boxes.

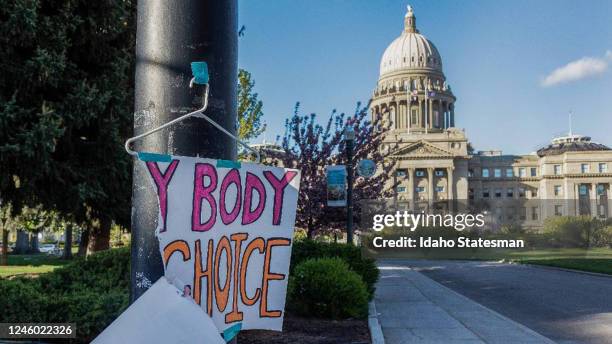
[374,261,555,344]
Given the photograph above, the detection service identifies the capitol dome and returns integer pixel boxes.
[379,6,443,77]
[537,134,610,157]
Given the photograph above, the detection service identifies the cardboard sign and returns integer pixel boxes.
[141,156,300,332]
[326,165,347,207]
[92,277,224,344]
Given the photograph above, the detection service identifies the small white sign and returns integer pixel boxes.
[92,277,224,344]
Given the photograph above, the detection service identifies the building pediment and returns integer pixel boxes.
[390,140,455,159]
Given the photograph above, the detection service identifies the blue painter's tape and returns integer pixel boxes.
[223,322,242,342]
[191,62,209,84]
[216,159,241,169]
[137,152,172,162]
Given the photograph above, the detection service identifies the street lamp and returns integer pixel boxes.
[344,127,355,245]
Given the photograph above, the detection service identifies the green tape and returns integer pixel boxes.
[216,159,241,169]
[138,152,172,162]
[191,61,209,84]
[223,322,242,342]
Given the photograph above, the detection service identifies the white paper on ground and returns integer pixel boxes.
[92,277,224,344]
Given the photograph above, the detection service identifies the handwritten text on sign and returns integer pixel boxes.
[141,156,300,331]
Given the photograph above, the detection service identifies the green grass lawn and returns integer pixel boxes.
[519,258,612,275]
[367,245,612,274]
[0,249,77,278]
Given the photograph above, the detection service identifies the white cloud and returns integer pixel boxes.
[541,54,609,87]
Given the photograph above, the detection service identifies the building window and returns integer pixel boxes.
[554,205,563,216]
[416,186,425,193]
[554,185,562,196]
[469,188,474,200]
[530,167,537,177]
[396,186,406,193]
[435,170,445,177]
[531,207,539,220]
[599,163,608,173]
[579,184,588,196]
[507,188,514,198]
[482,188,490,198]
[495,188,502,198]
[468,169,474,177]
[597,184,606,196]
[507,207,516,220]
[506,168,513,177]
[520,207,527,221]
[494,168,502,178]
[531,188,538,198]
[518,187,526,197]
[416,170,425,177]
[581,164,590,173]
[411,109,418,124]
[496,207,503,221]
[519,168,526,177]
[396,170,407,177]
[554,165,562,175]
[436,186,444,192]
[482,168,490,178]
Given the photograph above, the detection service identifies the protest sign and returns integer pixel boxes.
[140,155,300,332]
[93,277,225,344]
[326,165,347,207]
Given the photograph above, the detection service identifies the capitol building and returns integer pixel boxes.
[371,6,612,227]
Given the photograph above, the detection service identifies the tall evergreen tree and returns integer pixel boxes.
[0,1,136,253]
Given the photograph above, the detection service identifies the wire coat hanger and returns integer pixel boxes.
[125,62,261,164]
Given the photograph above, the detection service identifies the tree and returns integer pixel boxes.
[237,69,265,141]
[0,203,12,265]
[269,103,397,238]
[0,1,136,254]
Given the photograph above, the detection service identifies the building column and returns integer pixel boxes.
[450,105,455,127]
[447,167,454,213]
[427,167,434,208]
[418,99,423,129]
[591,183,598,217]
[408,168,415,211]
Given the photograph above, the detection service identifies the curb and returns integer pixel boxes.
[410,267,556,344]
[368,301,385,344]
[507,261,612,279]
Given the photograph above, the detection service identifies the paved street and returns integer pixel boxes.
[395,260,612,344]
[374,262,554,344]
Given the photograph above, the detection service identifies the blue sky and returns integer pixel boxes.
[238,0,612,154]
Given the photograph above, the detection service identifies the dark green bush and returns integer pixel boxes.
[288,257,369,319]
[291,240,379,297]
[0,247,130,343]
[543,216,608,248]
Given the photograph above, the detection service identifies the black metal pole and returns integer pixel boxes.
[130,0,238,302]
[346,139,354,245]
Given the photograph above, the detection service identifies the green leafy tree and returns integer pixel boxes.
[237,69,265,141]
[0,1,136,253]
[0,203,13,265]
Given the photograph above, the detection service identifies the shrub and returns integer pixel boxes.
[288,257,369,319]
[543,216,605,248]
[291,240,379,296]
[0,248,130,343]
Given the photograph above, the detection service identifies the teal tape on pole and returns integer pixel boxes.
[223,322,242,342]
[138,152,172,163]
[216,159,241,169]
[191,62,209,84]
